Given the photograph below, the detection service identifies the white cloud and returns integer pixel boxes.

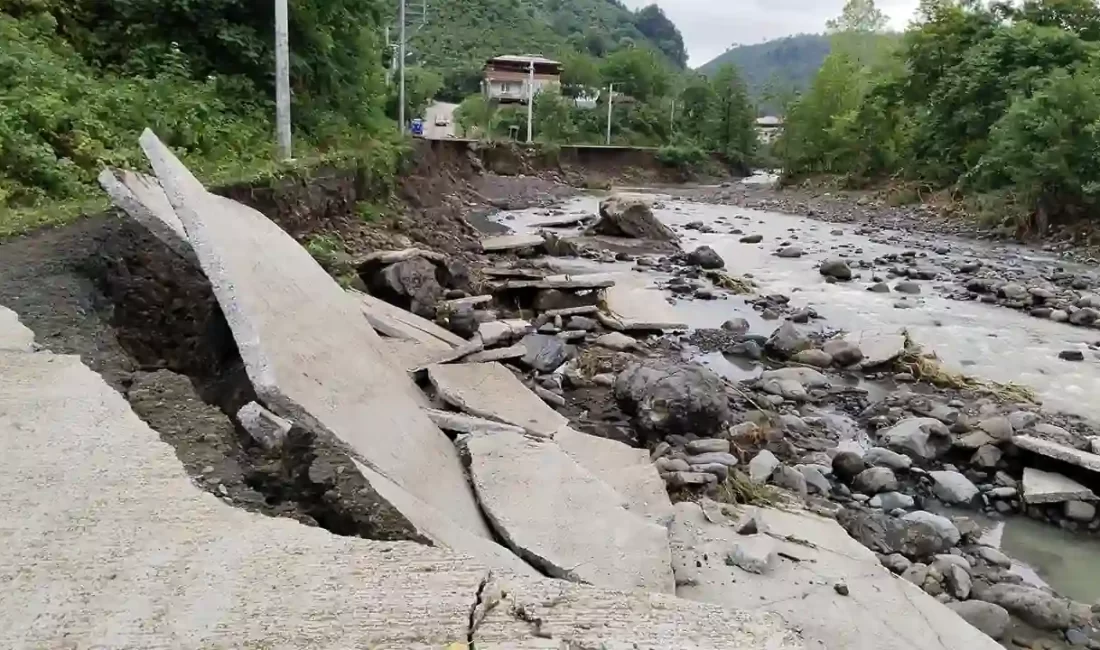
[620,0,922,67]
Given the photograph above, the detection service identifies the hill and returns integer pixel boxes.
[408,0,687,99]
[697,35,830,107]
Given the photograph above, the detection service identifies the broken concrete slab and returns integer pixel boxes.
[440,294,493,310]
[601,276,688,332]
[0,306,34,351]
[98,167,196,263]
[0,349,493,648]
[473,573,802,649]
[140,130,490,541]
[477,319,531,346]
[1021,467,1097,504]
[529,213,594,228]
[425,408,530,437]
[462,343,526,363]
[480,234,545,253]
[846,331,907,368]
[490,276,616,291]
[356,247,447,267]
[236,401,291,451]
[458,431,675,593]
[554,426,674,524]
[1014,435,1100,474]
[670,501,1003,650]
[351,289,467,348]
[428,362,568,437]
[379,337,474,374]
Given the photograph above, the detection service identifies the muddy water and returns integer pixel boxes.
[491,191,1100,603]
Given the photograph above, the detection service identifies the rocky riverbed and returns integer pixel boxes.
[480,189,1100,649]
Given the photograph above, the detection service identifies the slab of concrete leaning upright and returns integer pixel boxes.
[137,129,492,543]
[97,167,196,263]
[0,306,35,351]
[0,348,802,648]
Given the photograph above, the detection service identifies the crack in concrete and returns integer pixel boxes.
[467,570,492,649]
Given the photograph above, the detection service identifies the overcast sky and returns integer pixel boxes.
[620,0,922,67]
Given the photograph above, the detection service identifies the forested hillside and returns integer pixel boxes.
[697,35,831,105]
[778,0,1100,231]
[409,0,687,99]
[0,0,688,213]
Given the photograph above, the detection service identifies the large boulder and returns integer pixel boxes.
[947,601,1010,640]
[930,470,980,505]
[853,467,898,495]
[614,360,731,441]
[974,584,1072,631]
[837,509,960,558]
[819,259,853,281]
[765,322,810,359]
[588,197,676,241]
[365,256,444,318]
[881,417,952,461]
[687,245,725,269]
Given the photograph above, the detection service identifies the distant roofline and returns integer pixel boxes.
[487,54,562,66]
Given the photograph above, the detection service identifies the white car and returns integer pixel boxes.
[435,116,449,127]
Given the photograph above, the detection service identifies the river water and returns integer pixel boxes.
[491,189,1100,603]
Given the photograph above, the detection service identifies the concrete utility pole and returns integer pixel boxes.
[274,0,292,159]
[398,0,407,132]
[526,59,535,143]
[605,83,615,146]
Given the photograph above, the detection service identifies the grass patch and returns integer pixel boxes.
[897,331,1037,402]
[714,470,778,507]
[0,196,110,240]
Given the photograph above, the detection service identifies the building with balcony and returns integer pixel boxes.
[483,55,562,104]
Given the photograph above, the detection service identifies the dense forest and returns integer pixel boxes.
[0,0,695,213]
[697,35,831,111]
[777,0,1100,231]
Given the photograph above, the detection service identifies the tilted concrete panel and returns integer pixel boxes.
[138,129,490,541]
[97,167,196,263]
[0,306,34,351]
[458,431,675,593]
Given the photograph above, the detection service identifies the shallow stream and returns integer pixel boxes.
[491,190,1100,604]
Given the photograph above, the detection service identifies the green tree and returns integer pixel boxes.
[558,51,603,98]
[600,47,671,101]
[632,4,687,67]
[706,65,756,164]
[453,94,495,138]
[533,89,577,142]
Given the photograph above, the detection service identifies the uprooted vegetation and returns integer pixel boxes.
[895,331,1037,403]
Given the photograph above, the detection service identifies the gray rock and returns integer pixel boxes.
[1070,307,1099,326]
[854,467,899,495]
[614,360,731,441]
[792,349,834,367]
[978,417,1014,441]
[900,511,961,548]
[971,444,1002,469]
[687,245,725,269]
[944,564,972,599]
[881,553,912,574]
[1059,349,1085,361]
[820,259,853,281]
[869,491,915,510]
[684,452,739,468]
[765,322,810,359]
[851,333,907,367]
[902,562,930,586]
[519,334,571,373]
[882,417,952,460]
[691,463,730,481]
[797,465,831,495]
[977,583,1071,631]
[1066,628,1090,646]
[832,451,867,482]
[775,246,804,258]
[976,546,1012,568]
[686,438,731,454]
[726,535,778,574]
[721,318,750,334]
[771,465,808,496]
[748,450,781,483]
[838,509,959,557]
[864,447,913,471]
[1051,309,1070,322]
[565,315,598,331]
[1064,500,1096,522]
[739,233,764,243]
[446,303,479,338]
[930,471,980,505]
[589,196,676,241]
[894,281,922,294]
[656,458,691,473]
[236,401,292,451]
[1000,283,1028,300]
[595,332,638,351]
[947,601,1010,640]
[822,339,864,366]
[368,256,445,319]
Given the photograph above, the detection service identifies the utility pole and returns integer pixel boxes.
[526,59,535,143]
[669,99,676,139]
[274,0,292,159]
[398,0,407,133]
[605,83,615,146]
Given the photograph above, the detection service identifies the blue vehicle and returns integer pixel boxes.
[410,118,424,137]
